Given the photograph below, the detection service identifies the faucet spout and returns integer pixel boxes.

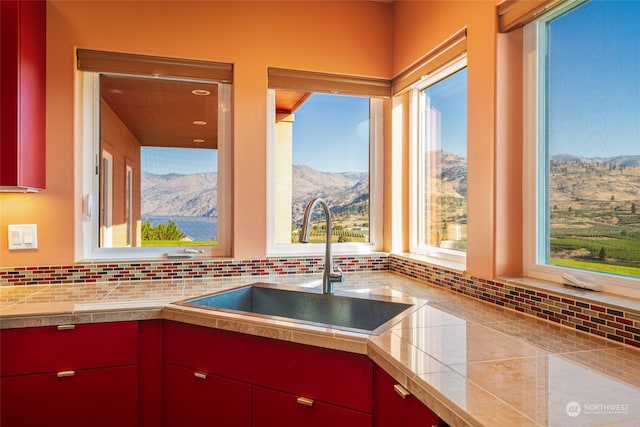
[299,197,344,294]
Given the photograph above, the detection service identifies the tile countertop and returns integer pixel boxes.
[1,272,639,427]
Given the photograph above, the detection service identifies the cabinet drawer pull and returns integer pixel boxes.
[296,397,314,407]
[57,370,76,378]
[394,383,411,399]
[194,371,208,380]
[57,324,76,331]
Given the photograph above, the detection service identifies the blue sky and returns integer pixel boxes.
[548,0,640,158]
[292,94,370,173]
[423,68,467,157]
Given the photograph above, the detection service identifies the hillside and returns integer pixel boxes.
[291,165,368,222]
[140,154,638,225]
[142,172,218,217]
[549,155,640,211]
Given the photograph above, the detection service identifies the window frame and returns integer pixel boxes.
[408,56,468,267]
[523,0,640,297]
[266,89,384,256]
[80,71,232,261]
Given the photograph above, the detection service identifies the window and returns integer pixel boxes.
[524,0,640,292]
[266,68,387,255]
[409,58,468,265]
[79,50,232,260]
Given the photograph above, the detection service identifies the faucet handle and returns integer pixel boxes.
[329,267,345,283]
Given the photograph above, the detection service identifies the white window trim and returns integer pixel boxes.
[80,72,232,260]
[266,89,383,256]
[125,164,133,247]
[100,150,113,248]
[523,2,640,298]
[408,56,467,268]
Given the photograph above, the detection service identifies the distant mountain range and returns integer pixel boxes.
[141,165,368,222]
[141,154,639,219]
[551,154,640,168]
[141,172,218,217]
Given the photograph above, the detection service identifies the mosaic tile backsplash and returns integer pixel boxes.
[1,253,638,348]
[0,255,389,285]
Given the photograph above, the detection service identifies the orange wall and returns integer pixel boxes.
[101,100,141,247]
[0,0,392,266]
[391,0,522,279]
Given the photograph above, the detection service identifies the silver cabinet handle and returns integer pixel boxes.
[296,397,314,407]
[57,371,75,378]
[194,371,208,380]
[56,324,76,331]
[394,383,411,399]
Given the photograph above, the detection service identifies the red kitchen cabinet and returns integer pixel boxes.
[253,385,372,427]
[163,320,374,425]
[0,0,46,191]
[374,365,444,427]
[1,365,137,427]
[0,322,139,427]
[138,319,164,427]
[163,363,251,427]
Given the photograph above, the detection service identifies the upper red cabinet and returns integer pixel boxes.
[1,0,46,192]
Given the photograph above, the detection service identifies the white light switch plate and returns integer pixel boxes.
[8,224,38,250]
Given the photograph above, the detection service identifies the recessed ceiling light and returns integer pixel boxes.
[193,120,208,126]
[193,138,205,143]
[192,89,211,96]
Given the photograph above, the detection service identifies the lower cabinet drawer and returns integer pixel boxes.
[163,362,251,427]
[0,365,137,427]
[252,385,373,427]
[0,321,138,376]
[164,321,373,412]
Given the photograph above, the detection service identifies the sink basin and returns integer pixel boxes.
[178,283,415,334]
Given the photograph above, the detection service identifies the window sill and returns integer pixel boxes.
[392,252,466,274]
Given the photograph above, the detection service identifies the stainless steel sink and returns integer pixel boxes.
[178,283,416,334]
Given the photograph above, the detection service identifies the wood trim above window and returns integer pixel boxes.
[497,0,567,32]
[77,49,233,83]
[268,68,391,98]
[391,28,467,95]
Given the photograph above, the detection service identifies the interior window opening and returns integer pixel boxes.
[273,92,372,246]
[99,75,220,249]
[267,68,386,256]
[79,50,233,260]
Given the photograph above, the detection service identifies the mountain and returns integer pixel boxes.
[291,165,368,222]
[142,152,639,220]
[549,155,640,208]
[140,166,369,222]
[551,154,640,168]
[142,172,217,217]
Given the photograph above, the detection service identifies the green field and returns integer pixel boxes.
[290,216,369,244]
[550,209,640,278]
[550,258,640,277]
